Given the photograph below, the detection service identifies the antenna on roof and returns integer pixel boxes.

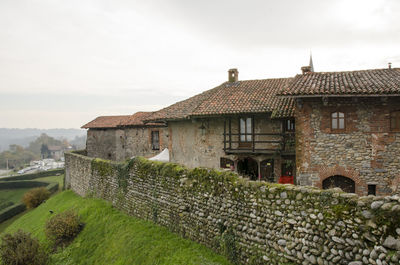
[309,51,314,72]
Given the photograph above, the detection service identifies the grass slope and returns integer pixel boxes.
[3,191,230,265]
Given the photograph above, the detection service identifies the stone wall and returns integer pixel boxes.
[86,129,121,160]
[295,97,400,196]
[65,151,400,265]
[86,127,168,161]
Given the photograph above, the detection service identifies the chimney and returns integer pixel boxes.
[389,62,392,69]
[301,66,312,74]
[228,68,239,82]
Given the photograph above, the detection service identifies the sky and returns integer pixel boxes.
[0,0,399,129]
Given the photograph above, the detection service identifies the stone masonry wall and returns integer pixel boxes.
[86,129,120,160]
[86,127,168,161]
[66,151,400,265]
[296,97,400,196]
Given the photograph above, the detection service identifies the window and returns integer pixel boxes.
[284,119,295,132]
[151,131,160,150]
[239,117,252,142]
[368,184,376,196]
[331,112,345,130]
[391,111,400,130]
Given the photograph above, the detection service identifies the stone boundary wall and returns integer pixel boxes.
[65,151,400,265]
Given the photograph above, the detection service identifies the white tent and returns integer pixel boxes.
[149,148,170,162]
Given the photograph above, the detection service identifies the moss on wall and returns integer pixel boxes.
[66,152,400,265]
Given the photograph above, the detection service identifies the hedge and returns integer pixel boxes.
[0,181,49,190]
[0,182,59,223]
[0,169,64,182]
[0,202,13,211]
[0,203,26,223]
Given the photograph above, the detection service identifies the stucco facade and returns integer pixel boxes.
[168,115,295,181]
[295,97,400,196]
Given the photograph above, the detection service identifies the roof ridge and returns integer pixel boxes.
[296,67,400,75]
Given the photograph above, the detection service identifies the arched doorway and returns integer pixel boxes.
[322,175,355,193]
[237,157,258,180]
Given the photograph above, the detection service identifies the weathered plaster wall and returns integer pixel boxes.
[168,116,284,178]
[65,152,400,265]
[86,127,168,161]
[169,118,226,169]
[295,97,400,196]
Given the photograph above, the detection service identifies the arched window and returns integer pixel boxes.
[331,112,345,130]
[391,111,400,130]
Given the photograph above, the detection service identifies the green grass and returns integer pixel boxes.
[0,209,30,233]
[0,188,31,205]
[2,191,230,265]
[35,174,64,190]
[0,174,63,206]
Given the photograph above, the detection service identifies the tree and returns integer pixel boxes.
[27,133,62,155]
[40,144,50,159]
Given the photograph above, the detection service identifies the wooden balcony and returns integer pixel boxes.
[223,118,295,155]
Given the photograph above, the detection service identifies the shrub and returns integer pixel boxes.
[45,209,82,247]
[22,187,50,209]
[0,229,48,265]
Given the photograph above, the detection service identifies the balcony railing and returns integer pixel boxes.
[222,119,295,155]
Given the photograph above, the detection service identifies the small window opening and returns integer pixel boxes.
[331,112,345,130]
[368,184,376,196]
[391,111,400,130]
[284,119,295,132]
[151,131,160,150]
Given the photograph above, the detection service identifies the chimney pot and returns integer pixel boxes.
[389,62,392,69]
[228,68,239,82]
[301,66,312,74]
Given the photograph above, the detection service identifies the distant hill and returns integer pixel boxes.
[0,128,86,151]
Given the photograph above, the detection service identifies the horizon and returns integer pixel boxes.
[1,0,399,128]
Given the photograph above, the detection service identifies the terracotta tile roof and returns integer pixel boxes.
[82,115,131,129]
[82,112,162,129]
[280,68,400,96]
[145,78,295,121]
[123,112,157,126]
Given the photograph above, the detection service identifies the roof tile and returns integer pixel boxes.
[82,112,160,129]
[146,78,295,121]
[280,68,400,96]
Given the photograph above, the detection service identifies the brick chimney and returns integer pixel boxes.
[389,62,392,69]
[228,68,239,82]
[301,66,312,74]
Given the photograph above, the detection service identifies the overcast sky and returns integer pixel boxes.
[0,0,399,129]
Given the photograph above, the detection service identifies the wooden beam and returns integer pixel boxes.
[229,118,232,150]
[223,119,226,152]
[252,115,255,153]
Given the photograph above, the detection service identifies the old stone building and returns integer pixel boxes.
[280,67,400,196]
[145,69,296,181]
[80,65,400,195]
[82,112,168,161]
